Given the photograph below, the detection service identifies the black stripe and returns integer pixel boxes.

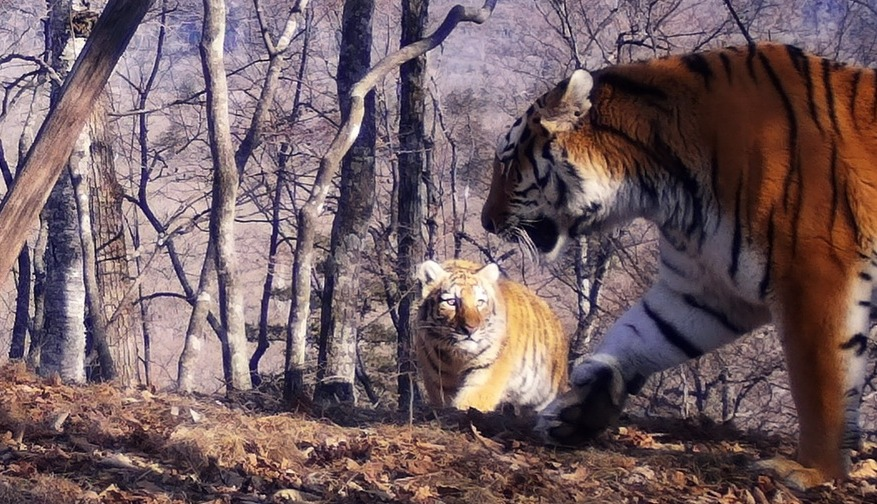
[829,142,839,232]
[842,178,862,239]
[514,182,539,196]
[858,300,871,307]
[872,69,877,121]
[682,53,713,89]
[526,146,543,186]
[859,271,872,281]
[651,136,704,239]
[719,52,732,83]
[746,43,758,82]
[760,54,800,212]
[458,361,492,383]
[597,71,668,101]
[710,151,721,231]
[518,125,532,144]
[623,323,644,340]
[660,257,687,278]
[822,58,840,133]
[840,333,868,356]
[787,45,822,134]
[759,209,776,299]
[642,300,702,358]
[729,175,743,280]
[682,294,746,334]
[851,70,862,129]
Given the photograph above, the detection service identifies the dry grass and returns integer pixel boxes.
[0,363,874,503]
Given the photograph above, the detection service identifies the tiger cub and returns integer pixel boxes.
[415,258,569,412]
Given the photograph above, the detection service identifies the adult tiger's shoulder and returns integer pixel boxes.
[480,43,877,487]
[414,258,569,412]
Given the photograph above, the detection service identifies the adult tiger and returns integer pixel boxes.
[480,43,876,488]
[415,259,569,412]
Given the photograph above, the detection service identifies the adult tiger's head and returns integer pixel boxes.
[416,259,502,350]
[482,68,668,259]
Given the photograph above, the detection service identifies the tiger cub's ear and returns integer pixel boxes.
[417,260,447,297]
[540,69,594,135]
[477,263,501,285]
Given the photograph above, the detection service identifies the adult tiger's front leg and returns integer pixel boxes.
[537,270,766,445]
[536,354,628,445]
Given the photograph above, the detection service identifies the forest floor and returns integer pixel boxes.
[0,364,875,504]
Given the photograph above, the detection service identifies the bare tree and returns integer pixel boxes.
[199,0,251,392]
[314,0,377,405]
[396,0,429,408]
[284,0,499,402]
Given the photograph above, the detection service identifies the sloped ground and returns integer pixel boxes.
[0,364,874,503]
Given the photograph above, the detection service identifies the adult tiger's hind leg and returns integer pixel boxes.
[761,259,872,489]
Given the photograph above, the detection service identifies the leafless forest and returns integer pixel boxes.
[0,0,875,456]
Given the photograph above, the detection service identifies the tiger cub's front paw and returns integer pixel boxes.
[535,357,628,446]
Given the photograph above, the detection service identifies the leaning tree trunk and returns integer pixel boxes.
[313,0,377,406]
[0,0,151,378]
[0,0,152,285]
[200,0,251,392]
[395,0,429,409]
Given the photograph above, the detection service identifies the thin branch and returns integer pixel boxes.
[721,0,754,44]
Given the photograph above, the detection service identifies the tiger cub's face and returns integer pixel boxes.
[416,260,502,351]
[481,70,618,260]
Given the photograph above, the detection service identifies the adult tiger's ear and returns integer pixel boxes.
[417,260,447,297]
[477,263,501,284]
[540,69,594,134]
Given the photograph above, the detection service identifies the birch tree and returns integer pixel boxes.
[199,0,251,392]
[314,0,377,405]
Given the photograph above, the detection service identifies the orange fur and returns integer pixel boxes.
[481,43,877,486]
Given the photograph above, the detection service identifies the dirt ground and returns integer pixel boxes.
[0,364,874,503]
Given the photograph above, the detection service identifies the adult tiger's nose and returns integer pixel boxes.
[481,211,497,234]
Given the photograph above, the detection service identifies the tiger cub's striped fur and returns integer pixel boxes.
[481,43,877,487]
[415,259,569,412]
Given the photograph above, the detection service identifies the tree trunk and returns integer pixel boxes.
[0,141,31,361]
[88,96,140,386]
[250,7,310,385]
[571,234,613,359]
[200,0,251,392]
[70,110,116,382]
[28,217,48,371]
[41,167,87,383]
[313,0,377,406]
[39,0,94,384]
[396,0,429,408]
[251,145,290,386]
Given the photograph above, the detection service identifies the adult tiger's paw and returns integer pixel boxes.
[536,356,628,446]
[752,457,835,491]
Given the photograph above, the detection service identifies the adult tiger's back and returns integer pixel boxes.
[480,43,877,488]
[415,259,569,412]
